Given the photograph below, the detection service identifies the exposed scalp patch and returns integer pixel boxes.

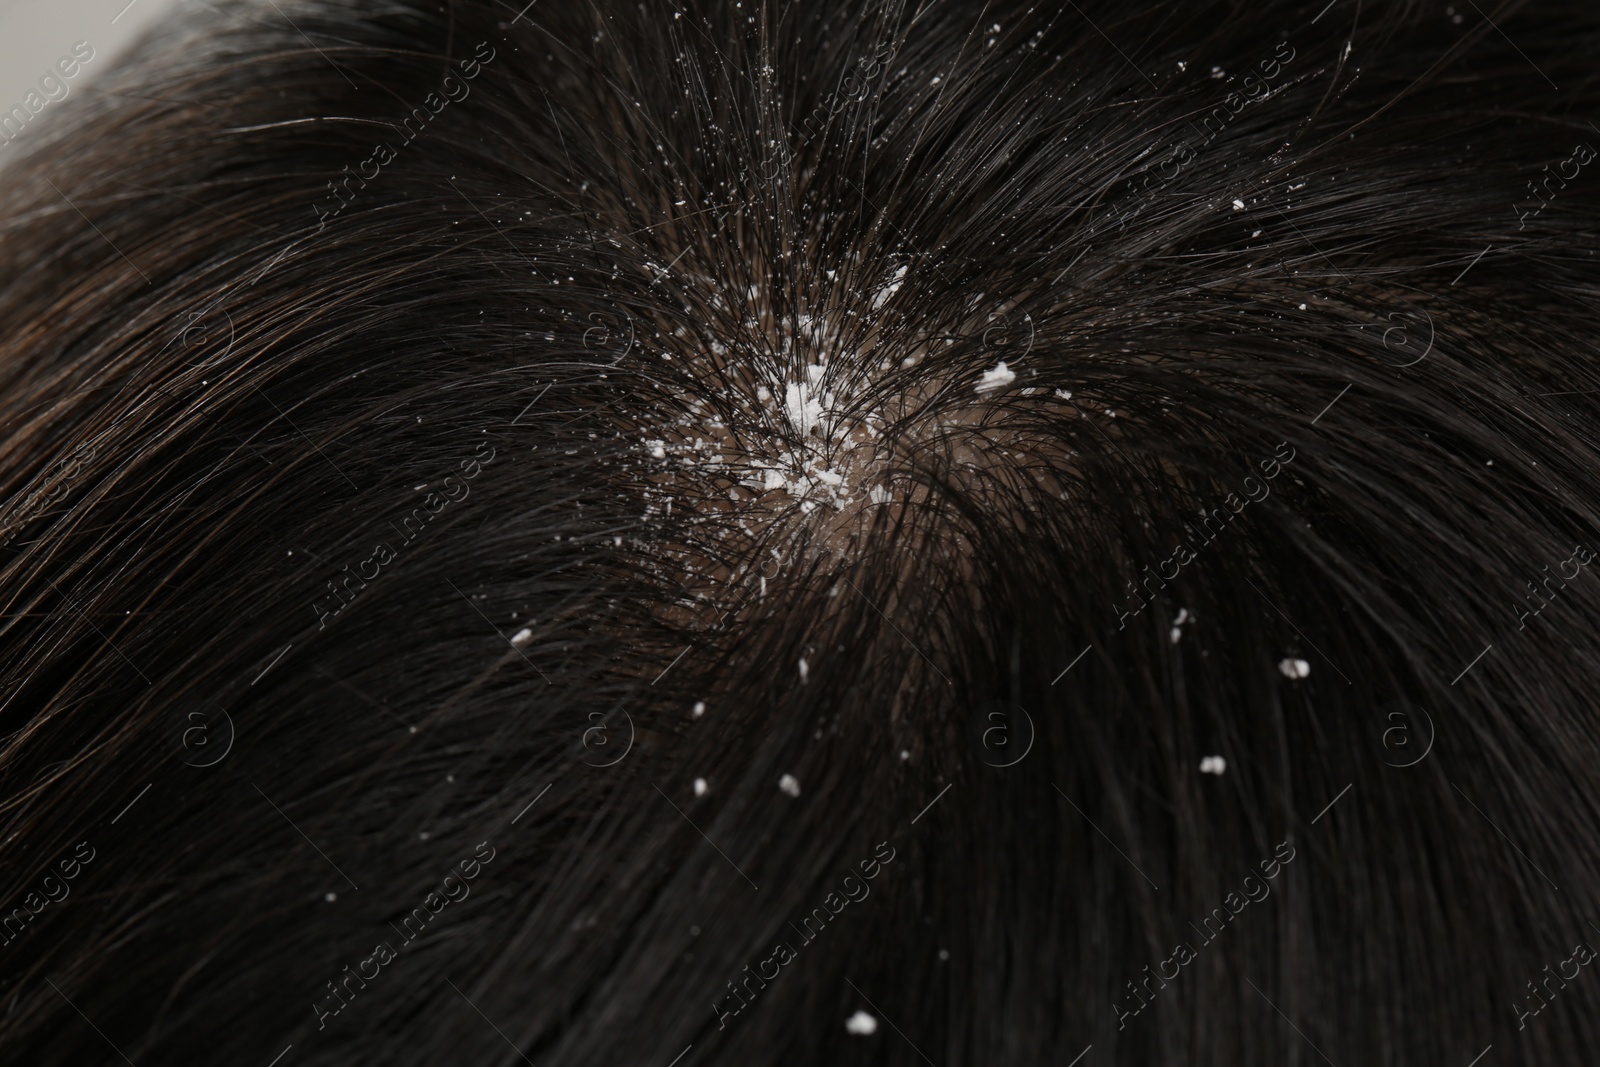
[612,253,1082,623]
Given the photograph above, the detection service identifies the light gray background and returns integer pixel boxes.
[0,0,185,148]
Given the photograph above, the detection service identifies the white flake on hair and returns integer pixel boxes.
[870,264,908,309]
[511,627,534,647]
[1199,755,1227,775]
[798,657,808,682]
[779,774,801,797]
[975,361,1017,394]
[693,777,708,796]
[1279,657,1312,679]
[845,1010,878,1035]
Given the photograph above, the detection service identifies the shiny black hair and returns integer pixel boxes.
[2,0,1599,1063]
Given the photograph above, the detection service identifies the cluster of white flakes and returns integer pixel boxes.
[845,1010,879,1035]
[743,366,872,511]
[1199,755,1227,775]
[633,261,1043,520]
[779,774,801,797]
[870,264,907,310]
[622,264,1084,561]
[1278,657,1311,679]
[975,361,1016,394]
[635,354,885,516]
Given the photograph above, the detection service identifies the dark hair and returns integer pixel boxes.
[2,0,1599,1062]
